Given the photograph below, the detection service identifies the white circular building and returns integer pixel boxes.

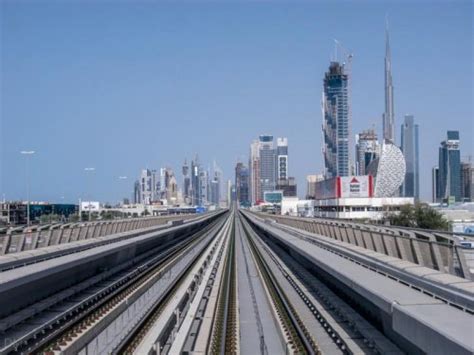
[368,142,406,197]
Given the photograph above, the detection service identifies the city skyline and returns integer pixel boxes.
[1,1,473,203]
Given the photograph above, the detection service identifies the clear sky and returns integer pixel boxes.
[1,0,473,204]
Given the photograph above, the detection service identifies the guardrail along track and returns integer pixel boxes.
[243,211,473,355]
[6,214,227,355]
[115,215,231,354]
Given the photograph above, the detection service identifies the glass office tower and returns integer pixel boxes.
[438,131,461,202]
[322,61,350,178]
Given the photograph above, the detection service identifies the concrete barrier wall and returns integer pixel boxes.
[0,215,193,255]
[256,213,471,280]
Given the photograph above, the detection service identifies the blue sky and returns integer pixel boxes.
[1,0,472,203]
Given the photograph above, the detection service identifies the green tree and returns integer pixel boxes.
[387,203,450,231]
[387,204,416,228]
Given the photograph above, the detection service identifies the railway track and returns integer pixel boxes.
[1,213,228,355]
[2,208,469,354]
[237,213,320,355]
[182,210,323,355]
[117,213,233,354]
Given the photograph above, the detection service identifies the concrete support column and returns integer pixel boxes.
[454,244,472,280]
[370,231,386,254]
[105,222,113,236]
[361,229,375,251]
[98,222,106,237]
[381,234,398,257]
[62,226,73,244]
[78,226,88,240]
[353,228,364,247]
[345,225,357,244]
[45,227,54,246]
[18,234,27,252]
[340,225,349,243]
[111,221,119,234]
[31,230,41,250]
[1,234,12,255]
[415,231,445,271]
[58,226,68,244]
[390,230,412,262]
[92,223,102,238]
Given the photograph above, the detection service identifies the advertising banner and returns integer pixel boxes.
[339,176,373,198]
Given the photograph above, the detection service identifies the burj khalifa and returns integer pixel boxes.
[383,20,395,143]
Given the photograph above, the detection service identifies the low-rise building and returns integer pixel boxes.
[310,175,413,220]
[1,202,78,226]
[313,196,414,220]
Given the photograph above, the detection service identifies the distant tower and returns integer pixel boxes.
[276,138,288,180]
[355,128,379,176]
[235,162,250,207]
[383,19,395,143]
[322,61,350,178]
[258,135,276,201]
[249,140,261,205]
[191,155,201,206]
[432,166,440,203]
[438,131,461,202]
[400,115,420,199]
[182,159,191,204]
[133,180,141,204]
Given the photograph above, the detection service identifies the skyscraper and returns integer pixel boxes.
[191,156,201,206]
[235,162,250,207]
[438,131,461,202]
[133,180,141,204]
[249,140,261,205]
[209,162,222,206]
[138,169,159,205]
[276,138,288,180]
[322,61,350,178]
[258,135,277,201]
[383,20,395,143]
[182,159,191,204]
[210,178,220,206]
[432,166,439,203]
[355,129,378,176]
[166,173,178,204]
[461,161,473,202]
[198,169,209,206]
[400,115,420,199]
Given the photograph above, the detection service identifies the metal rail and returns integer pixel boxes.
[114,215,229,354]
[208,216,237,354]
[6,216,225,354]
[240,215,320,355]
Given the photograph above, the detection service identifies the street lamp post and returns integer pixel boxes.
[20,150,35,227]
[84,167,95,221]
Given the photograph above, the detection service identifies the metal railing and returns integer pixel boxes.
[0,214,193,255]
[255,212,472,280]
